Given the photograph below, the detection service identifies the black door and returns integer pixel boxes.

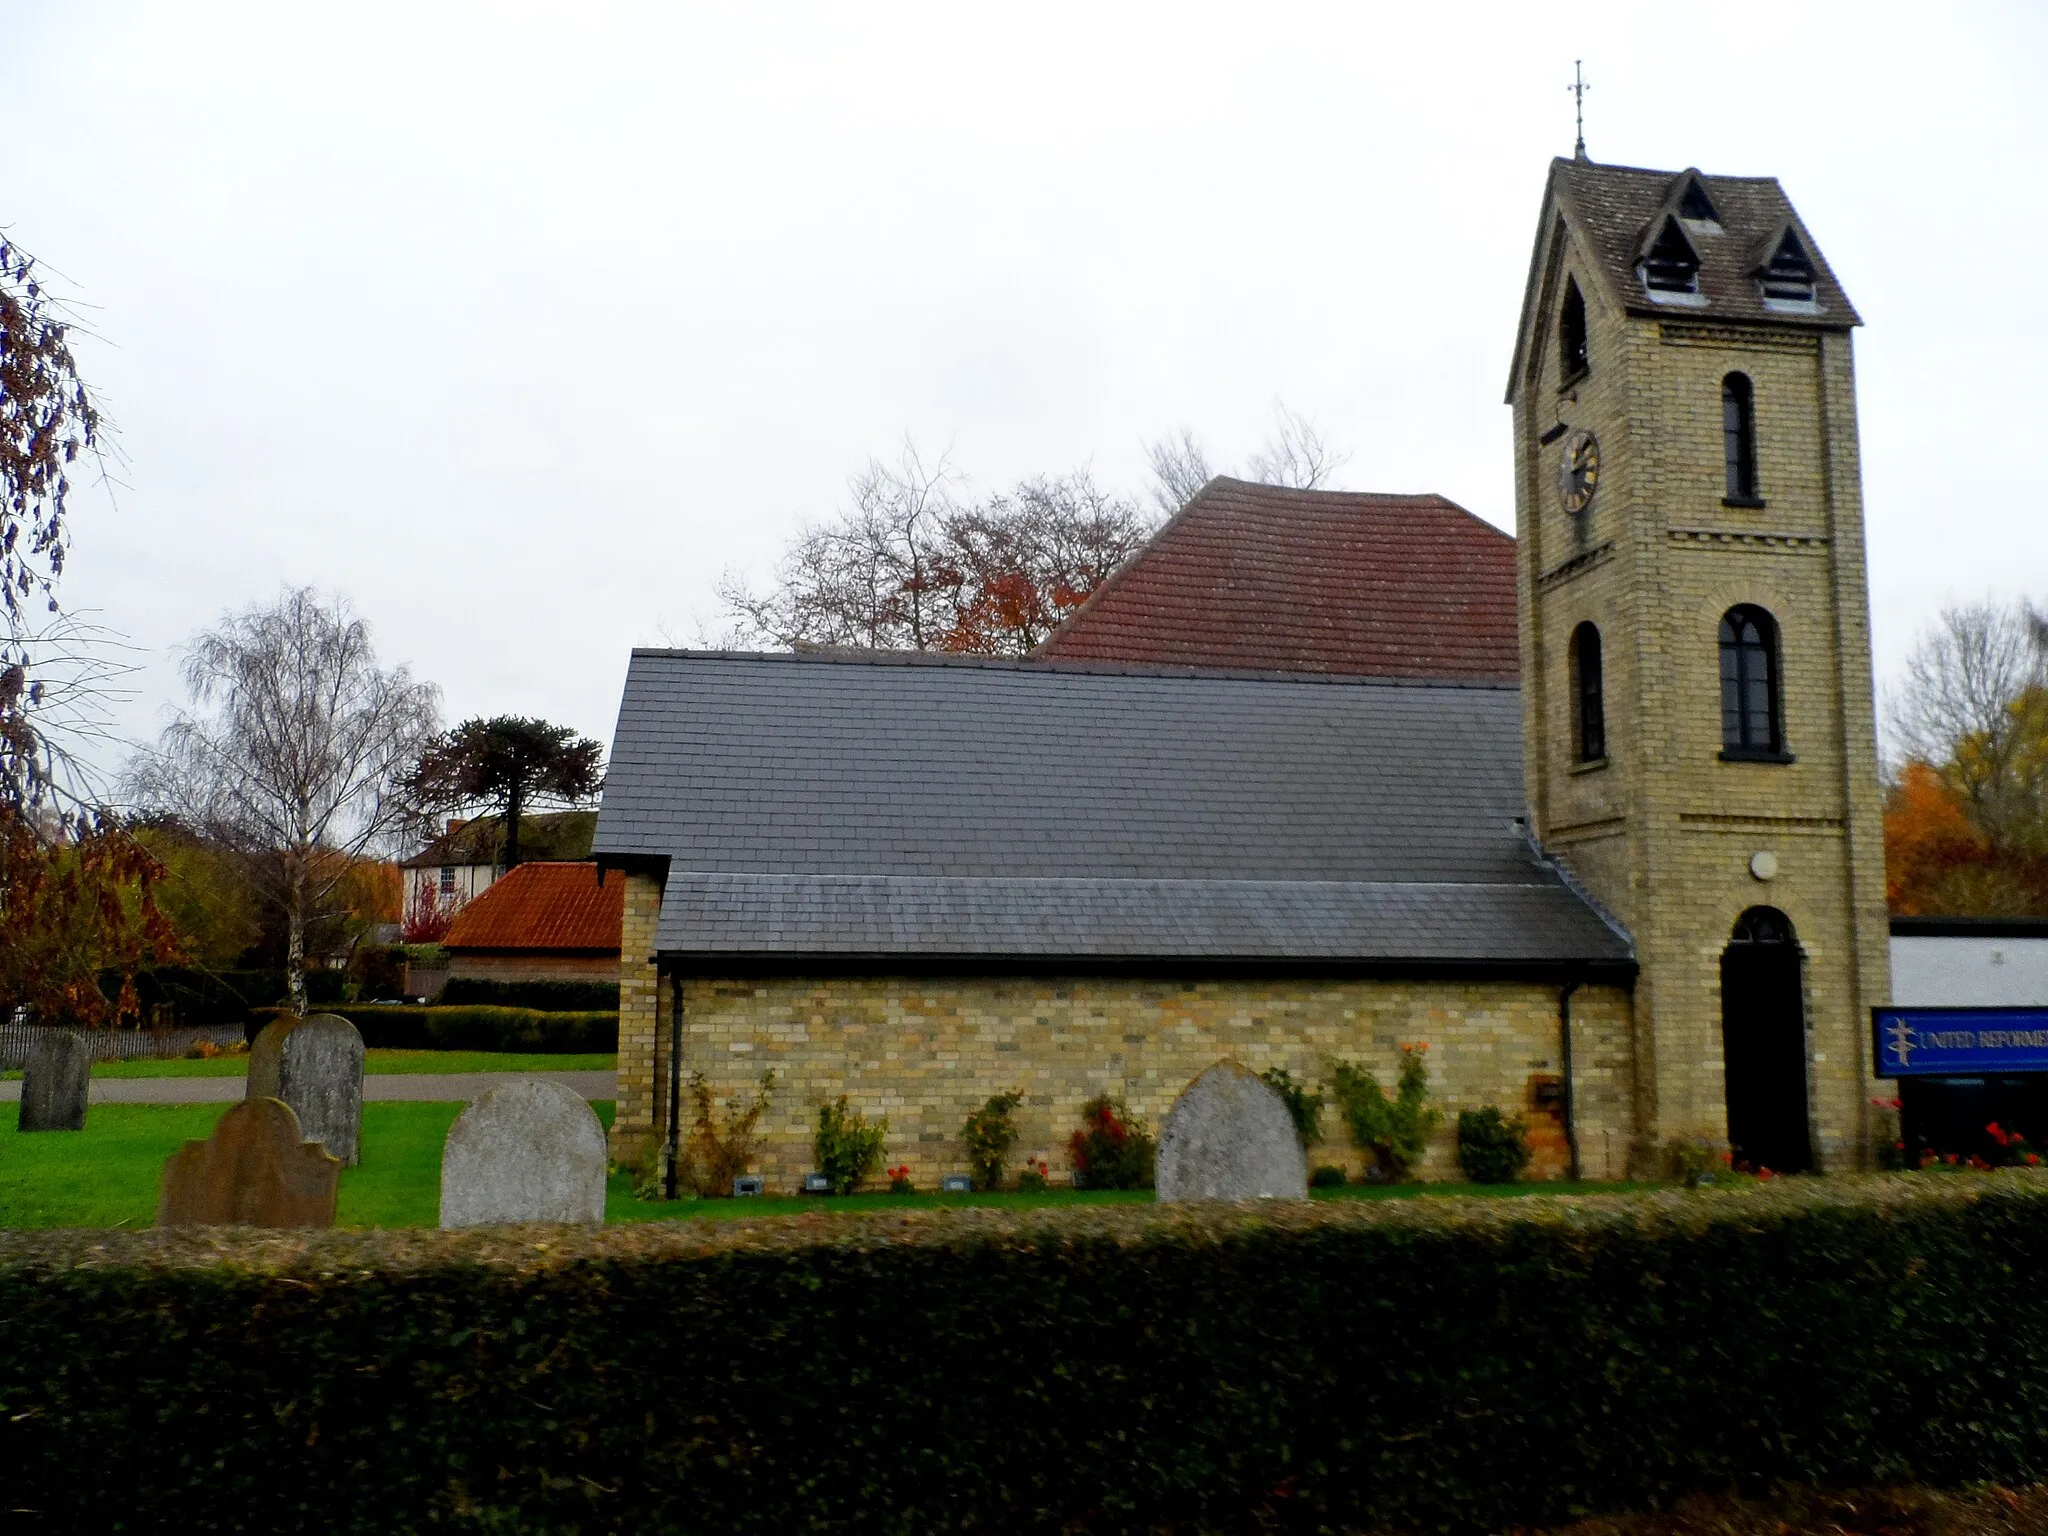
[1720,907,1812,1173]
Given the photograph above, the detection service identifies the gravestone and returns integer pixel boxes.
[1156,1061,1308,1203]
[17,1028,91,1132]
[157,1097,341,1227]
[248,1014,364,1164]
[439,1079,606,1228]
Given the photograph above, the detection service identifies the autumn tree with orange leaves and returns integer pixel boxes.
[1885,599,2048,916]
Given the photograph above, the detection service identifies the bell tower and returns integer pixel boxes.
[1507,160,1889,1172]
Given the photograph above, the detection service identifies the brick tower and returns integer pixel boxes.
[1507,157,1889,1173]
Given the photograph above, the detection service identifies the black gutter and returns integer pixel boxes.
[647,953,1638,986]
[1558,974,1583,1182]
[663,970,684,1200]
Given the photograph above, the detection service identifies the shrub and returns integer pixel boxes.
[1259,1065,1324,1148]
[255,1003,617,1053]
[1668,1136,1734,1187]
[680,1071,775,1199]
[1456,1106,1532,1184]
[438,977,621,1012]
[961,1090,1023,1191]
[11,1180,2048,1533]
[814,1096,888,1195]
[1068,1094,1155,1190]
[887,1164,914,1194]
[1309,1164,1347,1188]
[1015,1156,1051,1192]
[1330,1045,1441,1181]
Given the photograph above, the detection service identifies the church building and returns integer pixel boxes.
[594,156,1888,1184]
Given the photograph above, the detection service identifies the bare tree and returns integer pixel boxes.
[1245,400,1351,490]
[129,588,440,1014]
[1888,598,2048,849]
[1143,427,1213,517]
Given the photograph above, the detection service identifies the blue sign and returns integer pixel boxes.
[1873,1007,2048,1077]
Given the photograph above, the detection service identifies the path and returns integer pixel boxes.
[0,1071,616,1105]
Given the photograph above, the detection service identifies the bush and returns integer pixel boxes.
[1015,1156,1051,1192]
[814,1096,888,1195]
[1259,1065,1324,1148]
[1456,1106,1532,1184]
[961,1090,1022,1191]
[10,1180,2048,1532]
[1331,1044,1441,1181]
[1068,1094,1155,1190]
[680,1071,775,1199]
[438,977,622,1012]
[255,1004,617,1053]
[1309,1163,1348,1188]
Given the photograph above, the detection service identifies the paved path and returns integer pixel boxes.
[0,1071,616,1105]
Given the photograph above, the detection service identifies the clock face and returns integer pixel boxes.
[1557,428,1600,513]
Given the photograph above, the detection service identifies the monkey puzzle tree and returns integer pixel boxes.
[404,716,604,870]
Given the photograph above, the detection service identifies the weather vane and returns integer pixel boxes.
[1568,60,1590,160]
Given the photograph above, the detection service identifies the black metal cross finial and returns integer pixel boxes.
[1569,60,1590,160]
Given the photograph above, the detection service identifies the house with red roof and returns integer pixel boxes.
[440,861,623,985]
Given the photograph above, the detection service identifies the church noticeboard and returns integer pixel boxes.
[1873,1007,2048,1077]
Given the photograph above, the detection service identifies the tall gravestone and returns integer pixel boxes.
[440,1078,606,1228]
[158,1097,341,1227]
[17,1028,91,1132]
[248,1013,364,1164]
[1156,1061,1308,1203]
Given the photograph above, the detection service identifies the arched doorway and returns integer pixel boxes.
[1720,907,1813,1173]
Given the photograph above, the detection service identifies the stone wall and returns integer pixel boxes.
[610,871,663,1156]
[617,972,1635,1189]
[447,952,621,984]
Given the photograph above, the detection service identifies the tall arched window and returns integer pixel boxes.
[1560,277,1589,380]
[1719,605,1783,757]
[1571,621,1605,763]
[1722,372,1760,503]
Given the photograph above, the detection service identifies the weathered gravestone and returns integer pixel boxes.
[440,1078,606,1228]
[248,1013,363,1164]
[157,1097,341,1227]
[1156,1060,1308,1203]
[17,1028,91,1132]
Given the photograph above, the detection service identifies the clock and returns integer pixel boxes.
[1556,428,1599,513]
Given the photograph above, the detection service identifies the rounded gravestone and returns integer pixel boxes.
[17,1028,91,1132]
[440,1078,607,1228]
[1156,1061,1308,1203]
[277,1014,364,1166]
[245,1015,297,1102]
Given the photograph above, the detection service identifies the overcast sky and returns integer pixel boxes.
[5,2,2044,779]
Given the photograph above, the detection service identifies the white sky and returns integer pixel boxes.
[4,2,2044,775]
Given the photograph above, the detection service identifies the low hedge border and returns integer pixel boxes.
[249,1003,617,1053]
[437,977,621,1012]
[6,1177,2048,1532]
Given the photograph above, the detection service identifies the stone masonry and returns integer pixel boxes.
[611,869,663,1158]
[1511,177,1890,1173]
[614,972,1634,1188]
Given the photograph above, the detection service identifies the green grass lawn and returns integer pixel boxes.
[2,1101,1643,1230]
[2,1050,617,1081]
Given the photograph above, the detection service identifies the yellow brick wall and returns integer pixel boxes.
[611,870,663,1158]
[648,973,1635,1190]
[1513,213,1889,1174]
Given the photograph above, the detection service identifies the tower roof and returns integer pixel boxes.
[1034,477,1519,682]
[1509,158,1859,400]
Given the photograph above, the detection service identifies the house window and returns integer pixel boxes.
[1722,373,1760,504]
[1676,179,1720,225]
[1571,621,1605,764]
[1719,606,1784,758]
[1759,229,1817,304]
[1641,217,1701,294]
[1560,277,1589,380]
[439,866,457,897]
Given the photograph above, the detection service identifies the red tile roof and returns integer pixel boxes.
[442,862,623,953]
[1035,478,1519,680]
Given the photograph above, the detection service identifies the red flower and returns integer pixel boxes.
[2029,1154,2041,1167]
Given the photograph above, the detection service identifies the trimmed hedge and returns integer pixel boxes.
[438,976,621,1012]
[6,1178,2048,1531]
[251,1003,617,1053]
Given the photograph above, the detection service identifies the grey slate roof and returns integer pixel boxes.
[592,650,1632,970]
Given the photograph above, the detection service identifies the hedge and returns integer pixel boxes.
[117,966,349,1025]
[6,1177,2048,1532]
[250,1003,617,1053]
[437,976,621,1012]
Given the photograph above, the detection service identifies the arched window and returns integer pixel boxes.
[1571,621,1605,763]
[1559,278,1589,380]
[1719,605,1784,757]
[1722,373,1760,503]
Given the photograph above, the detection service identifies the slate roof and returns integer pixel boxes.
[592,650,1631,971]
[442,861,623,953]
[1036,478,1518,681]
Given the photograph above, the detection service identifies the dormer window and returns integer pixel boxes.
[1759,229,1817,306]
[1640,217,1701,295]
[1559,277,1589,381]
[1676,179,1721,228]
